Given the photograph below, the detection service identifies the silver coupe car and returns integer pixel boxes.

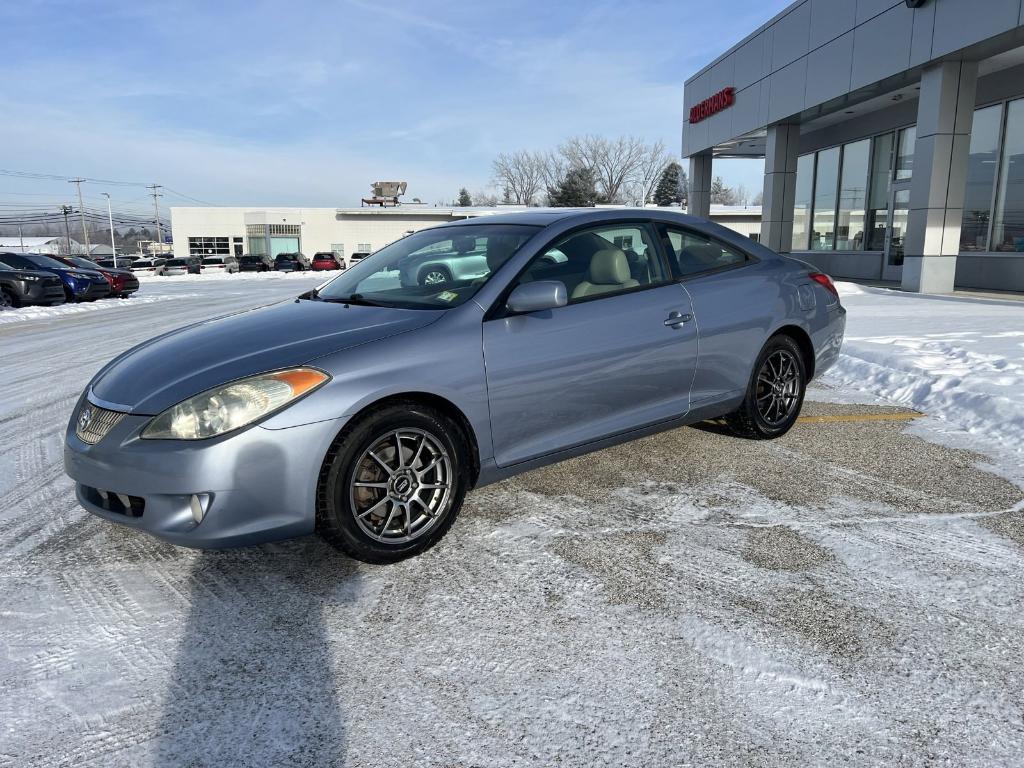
[64,209,846,563]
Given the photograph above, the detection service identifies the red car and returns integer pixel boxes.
[311,251,344,271]
[53,255,140,298]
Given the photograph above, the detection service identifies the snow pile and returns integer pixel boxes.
[825,283,1024,479]
[0,293,181,326]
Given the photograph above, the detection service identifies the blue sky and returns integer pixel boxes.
[0,0,787,214]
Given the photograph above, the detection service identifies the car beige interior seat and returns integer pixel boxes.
[676,242,724,274]
[571,248,639,300]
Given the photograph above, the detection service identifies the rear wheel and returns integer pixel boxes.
[317,401,469,563]
[725,334,806,439]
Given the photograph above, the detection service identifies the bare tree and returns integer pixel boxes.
[559,135,649,203]
[472,189,499,207]
[622,141,672,205]
[491,150,546,205]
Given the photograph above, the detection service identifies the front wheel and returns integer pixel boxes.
[725,334,806,439]
[0,288,18,309]
[317,401,469,563]
[418,266,452,287]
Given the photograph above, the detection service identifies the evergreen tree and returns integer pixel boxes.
[547,166,598,207]
[653,162,683,206]
[709,175,738,205]
[457,187,472,206]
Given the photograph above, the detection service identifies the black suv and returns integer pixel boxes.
[0,256,67,307]
[238,253,274,272]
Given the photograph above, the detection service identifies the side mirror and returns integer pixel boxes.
[506,281,568,314]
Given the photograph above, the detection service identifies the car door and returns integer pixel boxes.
[482,222,698,467]
[659,224,774,404]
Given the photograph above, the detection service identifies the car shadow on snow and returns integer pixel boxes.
[152,442,361,766]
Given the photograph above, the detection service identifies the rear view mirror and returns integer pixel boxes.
[506,281,568,314]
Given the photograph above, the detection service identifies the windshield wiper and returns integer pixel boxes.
[321,293,387,307]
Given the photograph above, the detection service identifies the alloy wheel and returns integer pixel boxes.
[755,349,801,426]
[423,270,448,285]
[349,428,453,544]
[0,291,12,309]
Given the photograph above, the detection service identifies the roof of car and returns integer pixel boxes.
[442,207,708,228]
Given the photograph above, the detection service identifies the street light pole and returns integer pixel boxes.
[60,205,73,254]
[69,178,91,255]
[148,184,163,256]
[102,193,118,267]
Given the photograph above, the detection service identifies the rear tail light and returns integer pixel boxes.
[809,272,839,301]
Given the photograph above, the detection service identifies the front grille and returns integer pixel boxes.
[75,403,126,445]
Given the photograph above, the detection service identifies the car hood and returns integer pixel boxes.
[90,299,444,414]
[1,268,54,280]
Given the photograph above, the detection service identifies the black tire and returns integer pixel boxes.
[0,288,19,309]
[418,265,452,287]
[725,334,807,439]
[316,400,470,564]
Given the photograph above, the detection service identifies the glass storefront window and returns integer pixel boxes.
[811,147,839,250]
[864,132,894,251]
[960,105,1002,252]
[895,126,916,180]
[992,98,1024,252]
[791,154,814,251]
[835,140,870,250]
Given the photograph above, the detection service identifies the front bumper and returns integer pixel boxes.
[21,279,66,305]
[64,404,348,548]
[71,280,111,300]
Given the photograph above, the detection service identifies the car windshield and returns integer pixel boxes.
[20,253,69,270]
[64,257,99,269]
[275,254,297,261]
[0,259,13,270]
[315,224,539,309]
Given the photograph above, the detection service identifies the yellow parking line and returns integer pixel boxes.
[797,411,923,424]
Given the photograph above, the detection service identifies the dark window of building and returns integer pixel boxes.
[836,139,870,250]
[188,236,230,256]
[960,104,1002,252]
[792,154,814,251]
[895,126,916,180]
[811,147,839,250]
[865,132,895,251]
[992,98,1024,252]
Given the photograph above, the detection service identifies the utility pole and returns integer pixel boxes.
[18,221,24,251]
[148,183,163,256]
[102,192,118,267]
[60,205,74,255]
[68,178,91,255]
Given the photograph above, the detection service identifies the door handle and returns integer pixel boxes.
[664,311,692,328]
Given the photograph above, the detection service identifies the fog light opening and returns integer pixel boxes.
[190,493,211,524]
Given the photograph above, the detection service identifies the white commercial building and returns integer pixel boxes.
[684,0,1024,293]
[170,205,762,261]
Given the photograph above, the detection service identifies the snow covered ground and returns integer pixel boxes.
[821,282,1024,485]
[1,276,1023,766]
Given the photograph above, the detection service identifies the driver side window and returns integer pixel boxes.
[514,223,669,303]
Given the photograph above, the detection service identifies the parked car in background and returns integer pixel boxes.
[63,209,845,564]
[0,251,110,302]
[312,251,344,271]
[52,255,140,298]
[163,256,201,276]
[0,257,67,308]
[96,257,138,269]
[238,253,274,272]
[347,251,371,266]
[130,258,167,276]
[201,256,239,274]
[274,252,311,272]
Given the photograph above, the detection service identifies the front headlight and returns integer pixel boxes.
[141,368,330,440]
[21,274,41,282]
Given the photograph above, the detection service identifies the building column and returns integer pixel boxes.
[761,122,800,253]
[687,153,712,219]
[901,61,978,293]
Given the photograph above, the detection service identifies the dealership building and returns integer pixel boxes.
[169,205,762,262]
[683,0,1024,292]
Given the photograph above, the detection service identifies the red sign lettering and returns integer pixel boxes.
[688,87,735,124]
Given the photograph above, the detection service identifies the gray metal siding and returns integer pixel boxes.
[683,0,1024,157]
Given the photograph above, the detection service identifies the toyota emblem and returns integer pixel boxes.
[78,406,94,432]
